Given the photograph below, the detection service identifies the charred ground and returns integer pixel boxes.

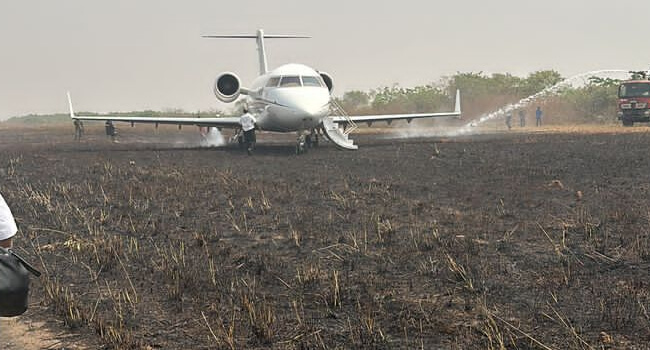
[1,125,649,349]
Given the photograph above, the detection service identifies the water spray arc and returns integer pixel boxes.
[454,69,632,135]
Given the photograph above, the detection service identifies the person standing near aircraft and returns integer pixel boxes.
[0,192,18,248]
[73,119,84,141]
[518,110,526,127]
[105,121,117,142]
[535,106,543,127]
[105,121,112,139]
[239,107,257,155]
[505,111,512,130]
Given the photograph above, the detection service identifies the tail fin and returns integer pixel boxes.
[66,91,76,119]
[202,29,310,75]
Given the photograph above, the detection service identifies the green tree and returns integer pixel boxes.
[519,70,563,96]
[337,90,370,113]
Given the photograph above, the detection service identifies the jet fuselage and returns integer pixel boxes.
[245,63,331,132]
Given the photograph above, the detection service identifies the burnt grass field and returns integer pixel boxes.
[1,124,649,349]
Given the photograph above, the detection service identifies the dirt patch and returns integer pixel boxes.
[0,124,649,349]
[1,316,88,349]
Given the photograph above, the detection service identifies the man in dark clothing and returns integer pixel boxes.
[73,119,84,141]
[105,121,117,142]
[518,110,526,127]
[535,107,543,127]
[105,121,112,138]
[239,107,256,155]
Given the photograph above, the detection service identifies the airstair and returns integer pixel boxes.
[321,100,358,150]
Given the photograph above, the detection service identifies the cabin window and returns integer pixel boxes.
[279,76,301,87]
[266,77,280,87]
[302,76,322,87]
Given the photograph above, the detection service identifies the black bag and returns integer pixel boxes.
[0,247,41,317]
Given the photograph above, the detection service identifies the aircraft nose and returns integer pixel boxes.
[293,100,329,118]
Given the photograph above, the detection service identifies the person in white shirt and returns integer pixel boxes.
[239,107,257,155]
[0,193,18,248]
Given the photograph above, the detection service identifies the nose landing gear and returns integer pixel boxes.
[296,129,320,155]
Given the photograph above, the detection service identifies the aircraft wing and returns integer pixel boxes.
[332,111,461,126]
[69,115,241,128]
[332,89,461,126]
[66,92,241,128]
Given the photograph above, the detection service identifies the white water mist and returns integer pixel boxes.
[200,127,225,147]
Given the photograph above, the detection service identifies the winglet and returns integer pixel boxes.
[66,91,76,119]
[454,89,461,118]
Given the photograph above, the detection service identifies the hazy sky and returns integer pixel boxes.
[2,0,649,119]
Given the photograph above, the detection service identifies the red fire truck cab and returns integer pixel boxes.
[618,80,650,126]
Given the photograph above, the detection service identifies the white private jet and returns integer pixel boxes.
[67,29,461,153]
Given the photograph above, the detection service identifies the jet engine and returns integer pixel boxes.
[319,72,334,93]
[213,72,241,103]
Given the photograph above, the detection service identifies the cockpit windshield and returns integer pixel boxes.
[270,75,325,88]
[619,83,650,98]
[279,76,301,87]
[302,76,323,87]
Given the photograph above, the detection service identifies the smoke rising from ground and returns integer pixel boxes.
[199,128,225,147]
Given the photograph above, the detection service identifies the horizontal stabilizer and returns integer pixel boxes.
[202,29,310,75]
[202,35,310,39]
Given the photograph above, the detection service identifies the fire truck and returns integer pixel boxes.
[618,79,650,126]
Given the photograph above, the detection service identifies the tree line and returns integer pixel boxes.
[4,70,628,125]
[335,70,624,124]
